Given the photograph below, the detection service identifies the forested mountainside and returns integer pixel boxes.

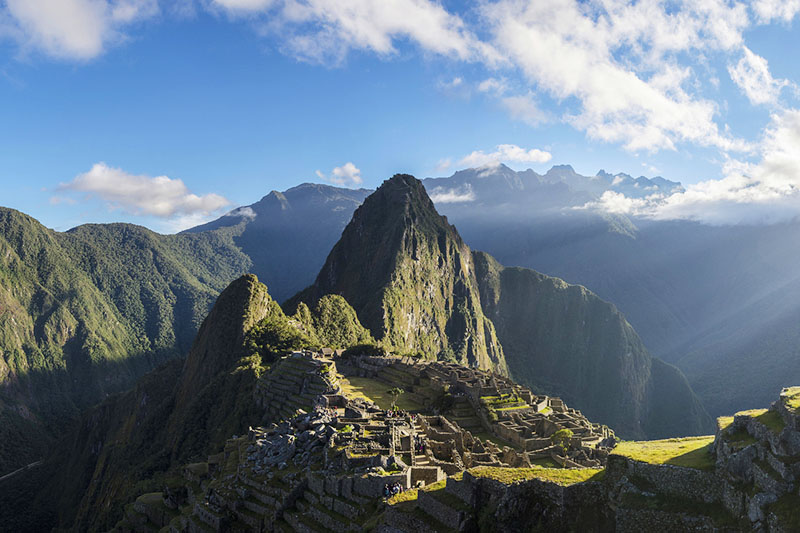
[290,174,711,439]
[0,208,249,473]
[473,251,710,438]
[0,183,365,475]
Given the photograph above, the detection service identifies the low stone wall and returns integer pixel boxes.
[606,455,725,504]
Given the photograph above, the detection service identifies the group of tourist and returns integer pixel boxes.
[385,409,407,418]
[382,482,405,498]
[413,436,426,454]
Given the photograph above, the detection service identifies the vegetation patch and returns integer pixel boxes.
[750,410,786,434]
[341,376,423,412]
[468,465,604,486]
[716,416,734,432]
[611,436,715,471]
[781,387,800,413]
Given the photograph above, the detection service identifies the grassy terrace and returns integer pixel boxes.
[611,436,715,471]
[737,408,786,434]
[468,465,604,485]
[781,387,800,413]
[340,376,424,412]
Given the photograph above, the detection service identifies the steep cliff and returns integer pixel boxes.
[288,174,507,373]
[472,251,711,439]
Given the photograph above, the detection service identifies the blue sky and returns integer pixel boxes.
[2,0,800,232]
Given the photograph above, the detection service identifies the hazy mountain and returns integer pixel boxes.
[422,165,800,418]
[291,173,710,438]
[185,183,370,302]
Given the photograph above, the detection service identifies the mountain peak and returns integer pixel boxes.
[288,174,506,372]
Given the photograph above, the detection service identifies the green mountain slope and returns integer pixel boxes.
[472,251,711,438]
[287,174,507,372]
[0,208,250,474]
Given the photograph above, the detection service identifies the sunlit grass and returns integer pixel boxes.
[340,376,423,412]
[468,465,604,485]
[611,436,715,471]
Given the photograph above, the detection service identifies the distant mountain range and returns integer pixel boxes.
[419,164,800,418]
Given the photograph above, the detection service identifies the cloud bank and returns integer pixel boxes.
[458,144,552,168]
[56,162,230,218]
[583,110,800,224]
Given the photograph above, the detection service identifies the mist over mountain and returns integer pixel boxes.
[422,164,800,418]
[185,184,370,303]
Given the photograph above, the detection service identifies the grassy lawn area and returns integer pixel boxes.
[340,376,424,412]
[611,436,715,471]
[468,465,604,486]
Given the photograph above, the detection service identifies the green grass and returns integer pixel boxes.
[739,409,786,434]
[717,416,734,432]
[340,376,424,412]
[468,465,604,486]
[611,436,715,471]
[781,387,800,412]
[387,489,418,504]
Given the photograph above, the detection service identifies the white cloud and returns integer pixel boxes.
[458,144,552,168]
[752,0,800,24]
[428,184,475,203]
[316,162,363,187]
[480,0,751,153]
[57,162,230,217]
[211,0,495,66]
[477,77,507,95]
[2,0,158,60]
[728,46,789,105]
[582,108,800,224]
[225,206,257,220]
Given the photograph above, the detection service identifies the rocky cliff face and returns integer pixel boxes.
[472,251,711,439]
[289,174,507,373]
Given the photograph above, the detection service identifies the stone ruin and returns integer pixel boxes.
[113,351,619,533]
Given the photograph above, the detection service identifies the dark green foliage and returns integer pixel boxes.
[342,343,386,357]
[0,208,250,473]
[312,295,374,348]
[245,305,316,363]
